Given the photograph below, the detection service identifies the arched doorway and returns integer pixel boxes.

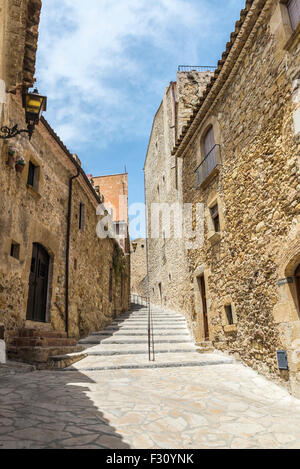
[26,243,50,322]
[296,264,300,312]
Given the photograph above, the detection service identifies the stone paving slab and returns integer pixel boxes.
[1,363,300,449]
[1,305,300,449]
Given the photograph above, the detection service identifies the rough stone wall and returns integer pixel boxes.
[130,239,147,298]
[0,94,130,341]
[180,1,300,395]
[0,0,41,90]
[145,72,212,328]
[177,71,214,135]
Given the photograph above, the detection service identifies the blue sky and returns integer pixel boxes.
[36,0,245,235]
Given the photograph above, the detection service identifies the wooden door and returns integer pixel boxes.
[204,126,215,157]
[26,243,49,322]
[198,276,209,341]
[296,264,300,313]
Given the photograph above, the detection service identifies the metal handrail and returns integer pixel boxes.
[178,65,216,72]
[131,294,155,361]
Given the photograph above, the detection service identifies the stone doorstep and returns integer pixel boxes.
[48,352,88,370]
[8,344,86,363]
[18,328,67,339]
[0,360,36,375]
[10,337,78,348]
[195,341,215,354]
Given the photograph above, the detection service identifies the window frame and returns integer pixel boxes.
[10,241,20,260]
[79,201,85,231]
[27,160,40,192]
[206,194,225,245]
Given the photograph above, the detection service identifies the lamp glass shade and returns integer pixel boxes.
[25,90,47,124]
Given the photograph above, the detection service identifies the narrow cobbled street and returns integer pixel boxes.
[1,303,300,449]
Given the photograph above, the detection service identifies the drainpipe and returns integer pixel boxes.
[171,82,178,189]
[65,166,80,337]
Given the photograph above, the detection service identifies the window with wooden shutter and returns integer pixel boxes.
[287,0,300,30]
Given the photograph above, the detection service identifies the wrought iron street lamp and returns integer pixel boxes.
[0,88,47,140]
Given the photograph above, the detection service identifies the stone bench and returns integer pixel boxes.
[0,325,6,364]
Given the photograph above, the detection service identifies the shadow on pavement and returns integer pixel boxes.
[0,368,130,449]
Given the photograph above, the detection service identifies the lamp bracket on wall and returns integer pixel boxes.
[0,124,34,140]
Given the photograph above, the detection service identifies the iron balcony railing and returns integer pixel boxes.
[195,144,221,189]
[178,65,216,73]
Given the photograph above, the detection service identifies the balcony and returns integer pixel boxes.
[195,144,221,189]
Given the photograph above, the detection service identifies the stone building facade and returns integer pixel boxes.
[130,239,148,298]
[0,0,130,364]
[92,173,129,254]
[145,0,300,398]
[144,70,213,328]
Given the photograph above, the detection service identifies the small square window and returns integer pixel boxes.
[27,161,40,191]
[225,305,234,325]
[210,204,220,233]
[10,242,20,260]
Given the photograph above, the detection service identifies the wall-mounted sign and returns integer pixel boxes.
[277,277,294,286]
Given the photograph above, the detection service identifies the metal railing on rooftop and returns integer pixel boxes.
[195,144,221,189]
[178,65,216,73]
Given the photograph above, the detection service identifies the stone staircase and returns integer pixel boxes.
[56,303,234,372]
[7,328,86,369]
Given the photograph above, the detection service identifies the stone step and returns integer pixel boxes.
[81,341,196,353]
[62,353,234,372]
[99,328,189,334]
[10,337,78,348]
[102,326,188,331]
[111,320,187,325]
[79,338,191,345]
[118,314,185,318]
[85,348,197,356]
[92,332,190,337]
[18,328,67,339]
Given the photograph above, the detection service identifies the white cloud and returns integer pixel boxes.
[36,0,215,150]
